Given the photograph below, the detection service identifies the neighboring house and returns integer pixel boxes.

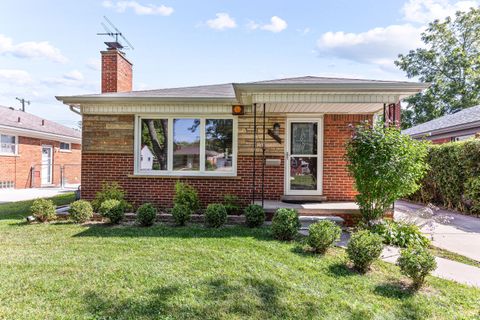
[140,145,154,170]
[403,105,480,144]
[0,106,81,189]
[56,47,426,207]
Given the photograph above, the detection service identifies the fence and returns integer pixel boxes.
[30,163,81,189]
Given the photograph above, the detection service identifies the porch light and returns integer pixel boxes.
[268,123,282,144]
[273,123,280,136]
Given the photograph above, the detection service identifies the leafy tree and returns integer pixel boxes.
[396,8,480,129]
[346,123,429,224]
[142,119,168,170]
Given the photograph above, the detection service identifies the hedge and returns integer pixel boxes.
[409,139,480,214]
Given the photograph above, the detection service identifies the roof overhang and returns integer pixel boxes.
[56,96,237,105]
[408,119,480,139]
[0,124,81,144]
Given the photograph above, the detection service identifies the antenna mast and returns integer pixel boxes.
[97,16,134,51]
[16,97,30,112]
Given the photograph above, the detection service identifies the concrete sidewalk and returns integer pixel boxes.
[0,188,76,204]
[395,200,480,261]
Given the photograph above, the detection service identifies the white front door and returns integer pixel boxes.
[285,118,323,195]
[41,145,53,185]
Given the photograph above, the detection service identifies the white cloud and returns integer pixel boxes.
[0,34,67,63]
[102,1,174,16]
[0,69,32,85]
[63,70,84,81]
[261,16,288,33]
[402,0,478,23]
[206,13,237,30]
[248,16,288,33]
[86,58,101,71]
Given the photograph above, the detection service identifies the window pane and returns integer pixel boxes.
[290,156,317,190]
[60,142,70,150]
[0,135,15,154]
[173,119,200,171]
[205,119,233,172]
[1,134,15,144]
[290,123,317,155]
[141,119,168,170]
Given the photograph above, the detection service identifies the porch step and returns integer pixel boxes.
[299,215,344,230]
[281,195,327,203]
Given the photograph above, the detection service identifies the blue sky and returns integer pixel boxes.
[0,0,477,127]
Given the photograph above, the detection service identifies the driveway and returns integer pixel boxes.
[395,200,480,262]
[0,187,76,204]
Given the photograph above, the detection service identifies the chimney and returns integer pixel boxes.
[101,49,133,93]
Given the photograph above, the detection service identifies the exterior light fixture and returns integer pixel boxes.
[232,105,244,115]
[268,122,282,144]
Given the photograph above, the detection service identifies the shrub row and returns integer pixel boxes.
[410,139,480,214]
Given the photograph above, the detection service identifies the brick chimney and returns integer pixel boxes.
[101,49,133,93]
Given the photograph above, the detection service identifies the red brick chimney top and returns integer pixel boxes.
[101,49,133,93]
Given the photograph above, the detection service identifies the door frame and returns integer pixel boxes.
[284,116,323,195]
[41,145,53,186]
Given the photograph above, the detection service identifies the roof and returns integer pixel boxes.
[403,105,480,137]
[0,105,81,141]
[56,76,428,103]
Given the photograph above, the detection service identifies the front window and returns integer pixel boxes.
[137,116,236,176]
[0,134,16,155]
[59,142,71,151]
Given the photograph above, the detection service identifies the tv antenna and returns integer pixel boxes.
[97,16,134,51]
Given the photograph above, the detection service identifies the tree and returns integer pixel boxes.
[395,8,480,129]
[346,123,429,224]
[142,119,168,170]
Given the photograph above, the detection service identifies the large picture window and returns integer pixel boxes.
[136,116,236,176]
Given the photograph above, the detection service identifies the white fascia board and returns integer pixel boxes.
[0,125,81,144]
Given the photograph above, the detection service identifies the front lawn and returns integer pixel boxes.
[0,216,479,319]
[0,192,75,220]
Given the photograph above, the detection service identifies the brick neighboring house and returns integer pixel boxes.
[0,106,81,189]
[56,48,427,208]
[403,105,480,144]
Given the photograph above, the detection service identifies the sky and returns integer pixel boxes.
[0,0,478,128]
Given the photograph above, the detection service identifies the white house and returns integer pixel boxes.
[140,145,154,170]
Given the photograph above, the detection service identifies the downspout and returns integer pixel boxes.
[69,105,81,115]
[383,103,386,128]
[262,103,266,208]
[252,103,257,204]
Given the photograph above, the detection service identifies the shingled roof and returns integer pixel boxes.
[403,105,480,137]
[0,105,81,140]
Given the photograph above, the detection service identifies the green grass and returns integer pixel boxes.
[0,193,75,220]
[0,217,479,319]
[430,245,480,268]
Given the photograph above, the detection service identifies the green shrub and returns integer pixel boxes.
[223,194,241,215]
[346,124,429,223]
[397,245,437,289]
[204,204,227,228]
[68,200,93,223]
[92,182,131,212]
[410,140,480,214]
[307,220,342,254]
[371,220,430,248]
[30,198,56,222]
[347,230,384,273]
[271,208,300,241]
[173,182,200,214]
[244,204,265,228]
[171,204,192,226]
[99,199,125,224]
[136,203,157,226]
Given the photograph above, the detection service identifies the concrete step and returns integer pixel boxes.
[281,195,327,203]
[299,215,344,230]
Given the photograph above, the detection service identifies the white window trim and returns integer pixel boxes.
[0,133,18,156]
[134,114,238,177]
[59,142,71,152]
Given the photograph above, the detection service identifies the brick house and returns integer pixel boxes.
[57,48,427,208]
[0,106,81,189]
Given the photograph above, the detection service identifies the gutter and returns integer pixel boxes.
[56,95,238,104]
[0,124,81,144]
[408,120,480,139]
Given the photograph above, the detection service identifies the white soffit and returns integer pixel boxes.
[81,103,233,114]
[265,103,383,113]
[246,92,400,104]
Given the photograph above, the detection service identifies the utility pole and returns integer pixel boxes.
[16,97,30,112]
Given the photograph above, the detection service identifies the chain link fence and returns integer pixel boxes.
[30,163,81,188]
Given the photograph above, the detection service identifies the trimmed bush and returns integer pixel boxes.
[346,123,429,223]
[371,220,430,248]
[99,199,125,224]
[271,208,300,241]
[410,140,480,214]
[171,204,192,226]
[397,245,437,289]
[30,198,56,222]
[223,194,241,215]
[136,203,157,226]
[92,182,132,212]
[307,220,342,254]
[204,203,227,228]
[347,230,384,273]
[68,200,93,223]
[173,182,200,214]
[244,204,265,228]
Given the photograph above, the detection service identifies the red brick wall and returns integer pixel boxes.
[431,137,452,144]
[80,113,372,207]
[0,137,81,189]
[101,50,132,93]
[323,114,372,201]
